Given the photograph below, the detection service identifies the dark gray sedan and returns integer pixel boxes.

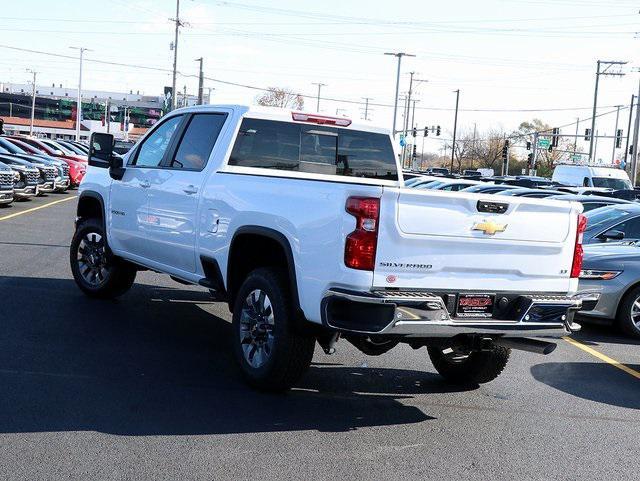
[578,242,640,338]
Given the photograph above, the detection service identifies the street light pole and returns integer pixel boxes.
[70,46,91,141]
[450,89,460,172]
[384,52,415,136]
[27,69,37,136]
[624,94,636,167]
[311,82,326,112]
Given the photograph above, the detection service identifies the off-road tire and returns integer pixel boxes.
[70,218,136,299]
[232,267,315,392]
[427,344,511,385]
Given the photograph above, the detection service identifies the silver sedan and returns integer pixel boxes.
[577,242,640,338]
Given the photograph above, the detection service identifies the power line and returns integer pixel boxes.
[0,44,630,114]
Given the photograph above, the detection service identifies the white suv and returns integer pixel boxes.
[71,105,586,391]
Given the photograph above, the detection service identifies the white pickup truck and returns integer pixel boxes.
[71,105,586,391]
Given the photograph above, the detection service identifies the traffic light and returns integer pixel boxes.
[551,127,560,147]
[412,144,417,158]
[436,125,441,136]
[616,129,623,148]
[502,140,509,160]
[412,127,417,137]
[584,128,591,141]
[424,127,429,137]
[527,153,533,168]
[548,145,553,152]
[526,141,531,150]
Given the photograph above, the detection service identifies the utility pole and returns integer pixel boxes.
[624,94,636,166]
[411,99,418,133]
[589,60,627,161]
[450,89,460,172]
[632,79,640,186]
[403,72,416,137]
[384,52,415,136]
[361,97,372,121]
[27,69,36,136]
[195,57,204,105]
[182,84,187,108]
[70,46,91,141]
[311,82,326,112]
[170,0,183,111]
[611,105,621,164]
[573,117,579,156]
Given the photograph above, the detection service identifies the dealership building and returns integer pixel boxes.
[0,82,200,141]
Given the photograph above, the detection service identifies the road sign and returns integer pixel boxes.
[537,138,550,148]
[570,154,582,162]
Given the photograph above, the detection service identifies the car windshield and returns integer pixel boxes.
[591,177,632,190]
[584,206,631,232]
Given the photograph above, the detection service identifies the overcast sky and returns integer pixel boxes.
[0,0,638,157]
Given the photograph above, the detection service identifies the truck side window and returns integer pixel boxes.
[131,115,182,167]
[170,113,228,171]
[229,118,300,171]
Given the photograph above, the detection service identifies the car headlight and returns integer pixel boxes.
[579,269,622,280]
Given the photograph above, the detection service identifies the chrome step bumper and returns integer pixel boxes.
[322,289,583,338]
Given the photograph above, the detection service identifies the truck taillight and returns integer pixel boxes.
[344,196,380,271]
[570,213,587,278]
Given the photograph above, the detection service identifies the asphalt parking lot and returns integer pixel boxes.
[1,193,639,481]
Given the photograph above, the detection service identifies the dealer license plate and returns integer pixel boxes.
[456,294,495,318]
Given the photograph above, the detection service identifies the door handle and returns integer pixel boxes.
[183,185,198,195]
[139,180,151,188]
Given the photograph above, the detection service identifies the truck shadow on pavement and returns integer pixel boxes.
[530,362,639,410]
[0,276,457,436]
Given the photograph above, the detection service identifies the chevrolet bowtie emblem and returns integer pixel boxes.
[472,220,507,235]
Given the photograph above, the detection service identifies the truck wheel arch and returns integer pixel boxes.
[77,191,105,227]
[227,226,302,319]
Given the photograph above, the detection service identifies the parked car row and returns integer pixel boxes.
[0,136,88,205]
[404,169,640,338]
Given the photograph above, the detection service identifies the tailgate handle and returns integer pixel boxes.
[477,200,508,214]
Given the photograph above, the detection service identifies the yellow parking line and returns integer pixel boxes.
[0,195,77,222]
[563,336,640,380]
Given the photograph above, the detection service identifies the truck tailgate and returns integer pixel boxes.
[373,188,581,293]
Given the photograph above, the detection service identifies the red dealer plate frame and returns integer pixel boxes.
[456,294,495,319]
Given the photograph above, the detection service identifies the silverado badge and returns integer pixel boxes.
[472,220,507,236]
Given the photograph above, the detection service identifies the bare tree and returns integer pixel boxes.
[517,119,571,177]
[256,87,304,110]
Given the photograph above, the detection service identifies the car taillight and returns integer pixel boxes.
[570,213,587,278]
[344,196,380,271]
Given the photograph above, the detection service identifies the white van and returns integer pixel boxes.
[552,165,632,190]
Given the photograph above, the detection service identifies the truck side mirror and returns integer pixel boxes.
[598,229,625,242]
[89,133,115,167]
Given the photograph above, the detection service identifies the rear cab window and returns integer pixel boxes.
[228,118,398,181]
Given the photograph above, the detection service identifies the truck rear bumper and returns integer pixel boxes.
[322,289,584,339]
